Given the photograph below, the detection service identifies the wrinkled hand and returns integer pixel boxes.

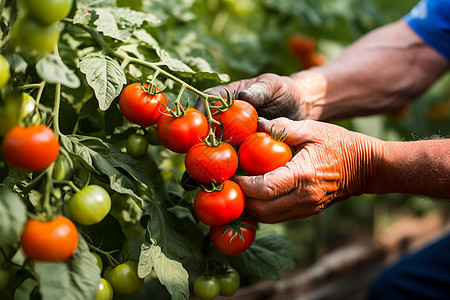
[233,117,380,223]
[198,73,304,120]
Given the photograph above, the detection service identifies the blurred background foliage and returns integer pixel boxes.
[117,0,449,274]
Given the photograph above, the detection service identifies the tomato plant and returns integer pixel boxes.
[126,133,149,158]
[209,219,256,256]
[68,185,111,225]
[212,99,258,147]
[11,17,60,53]
[20,216,78,262]
[104,261,144,294]
[119,83,168,127]
[157,107,209,153]
[96,278,114,300]
[185,141,238,185]
[217,266,240,297]
[193,275,220,300]
[194,180,244,226]
[0,54,10,89]
[238,132,292,175]
[21,0,73,25]
[2,125,59,171]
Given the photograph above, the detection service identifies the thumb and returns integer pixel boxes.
[238,81,271,108]
[257,117,313,146]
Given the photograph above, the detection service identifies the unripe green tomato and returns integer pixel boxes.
[0,267,10,290]
[145,125,162,146]
[19,93,41,126]
[0,95,20,137]
[91,252,103,272]
[21,0,73,25]
[0,54,10,90]
[68,185,111,225]
[12,17,60,54]
[96,278,114,300]
[193,275,220,300]
[126,134,149,158]
[218,267,240,297]
[52,156,72,181]
[104,261,144,294]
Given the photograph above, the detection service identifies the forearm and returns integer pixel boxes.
[293,20,450,121]
[368,138,450,199]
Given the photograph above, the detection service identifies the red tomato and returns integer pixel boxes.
[185,142,238,184]
[118,83,168,127]
[212,100,258,147]
[209,219,256,255]
[2,125,59,171]
[194,180,245,226]
[238,132,292,175]
[20,216,79,262]
[157,107,208,153]
[288,34,316,57]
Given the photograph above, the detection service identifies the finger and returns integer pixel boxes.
[257,117,317,146]
[233,160,300,200]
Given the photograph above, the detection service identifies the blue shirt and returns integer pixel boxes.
[404,0,450,60]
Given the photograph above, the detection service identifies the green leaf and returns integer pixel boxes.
[35,236,101,300]
[36,54,80,89]
[144,201,194,260]
[139,241,189,300]
[59,135,158,208]
[94,8,161,42]
[78,52,126,111]
[227,230,295,281]
[0,187,27,248]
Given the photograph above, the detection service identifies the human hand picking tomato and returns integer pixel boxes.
[233,117,381,223]
[200,73,305,121]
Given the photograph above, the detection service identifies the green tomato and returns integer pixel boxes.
[96,278,114,300]
[0,95,20,137]
[104,261,144,294]
[193,275,220,300]
[126,134,149,158]
[218,267,240,297]
[145,125,162,146]
[21,0,73,25]
[0,267,10,290]
[68,185,111,225]
[12,17,60,54]
[19,93,41,126]
[52,156,72,181]
[0,54,10,90]
[91,252,103,272]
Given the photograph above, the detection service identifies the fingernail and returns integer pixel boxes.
[258,117,268,123]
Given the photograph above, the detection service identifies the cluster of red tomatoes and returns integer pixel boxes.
[119,82,293,259]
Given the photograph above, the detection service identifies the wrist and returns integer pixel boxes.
[343,133,385,197]
[291,70,327,120]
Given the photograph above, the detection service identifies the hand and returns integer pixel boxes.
[233,117,380,223]
[199,73,304,120]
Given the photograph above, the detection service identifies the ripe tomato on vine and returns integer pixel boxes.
[119,83,168,127]
[2,125,60,171]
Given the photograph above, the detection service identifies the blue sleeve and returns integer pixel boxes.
[403,0,450,60]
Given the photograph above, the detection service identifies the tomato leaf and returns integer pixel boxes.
[59,135,159,209]
[78,52,126,111]
[0,187,27,248]
[34,236,101,300]
[139,241,189,300]
[94,8,161,42]
[36,54,80,89]
[144,201,194,260]
[227,229,295,281]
